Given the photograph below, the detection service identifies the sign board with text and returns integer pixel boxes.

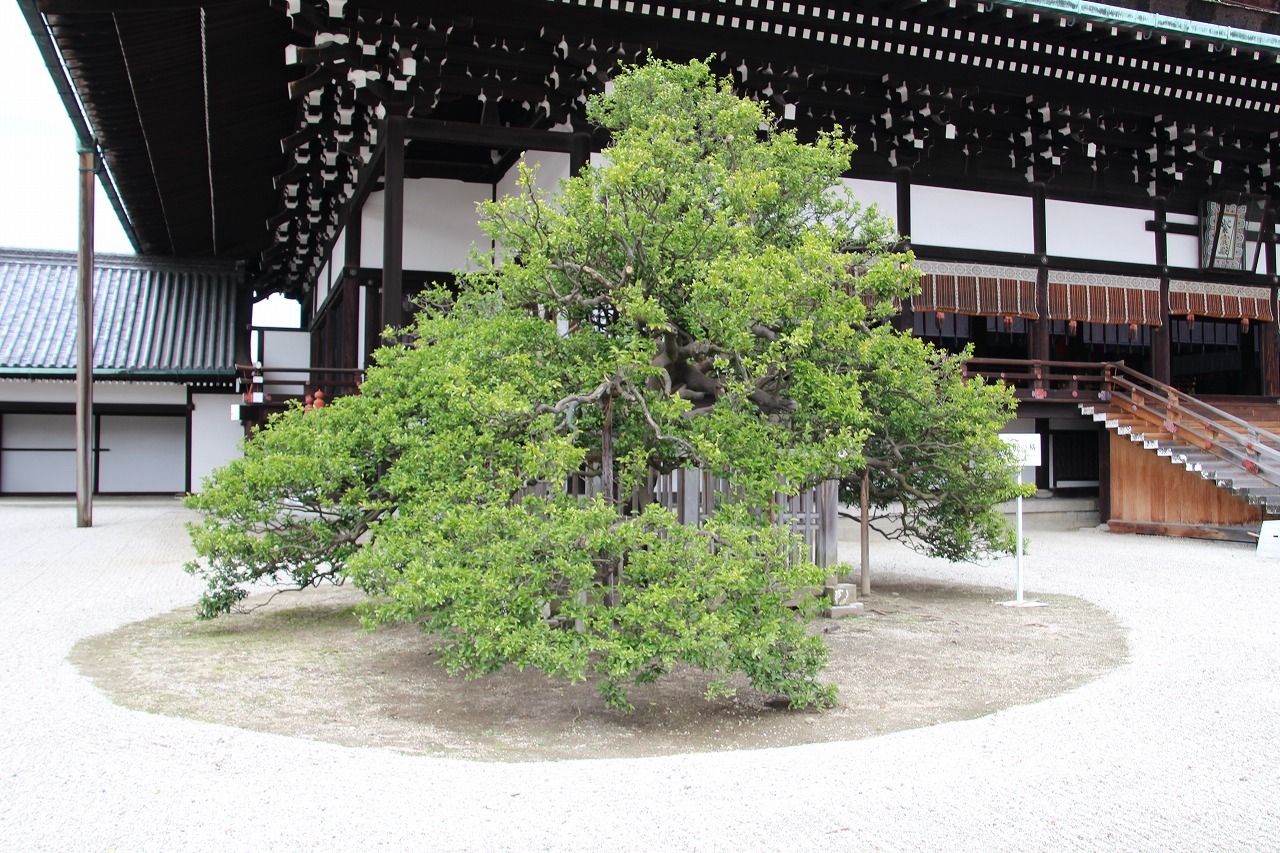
[999,433,1042,468]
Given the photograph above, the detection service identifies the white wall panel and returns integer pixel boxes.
[98,415,186,493]
[361,178,490,272]
[835,178,897,228]
[190,393,244,492]
[357,284,368,363]
[261,330,311,395]
[1167,233,1201,270]
[1046,200,1155,265]
[0,382,186,406]
[95,383,187,404]
[261,330,310,370]
[910,186,1034,252]
[0,413,75,493]
[330,228,346,273]
[315,261,332,307]
[0,381,74,403]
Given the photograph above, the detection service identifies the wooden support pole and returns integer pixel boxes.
[860,468,871,597]
[569,131,591,178]
[75,144,95,528]
[381,114,406,335]
[1031,183,1050,362]
[341,271,360,371]
[1152,198,1172,385]
[1263,284,1280,398]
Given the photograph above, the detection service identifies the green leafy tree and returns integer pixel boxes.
[185,58,1021,710]
[839,334,1027,562]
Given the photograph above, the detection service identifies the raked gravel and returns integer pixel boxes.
[1,496,1278,852]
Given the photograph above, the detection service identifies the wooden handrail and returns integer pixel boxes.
[966,357,1280,488]
[236,364,365,399]
[1105,362,1280,448]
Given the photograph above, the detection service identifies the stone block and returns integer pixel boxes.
[824,583,858,607]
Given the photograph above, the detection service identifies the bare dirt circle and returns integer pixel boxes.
[71,578,1126,762]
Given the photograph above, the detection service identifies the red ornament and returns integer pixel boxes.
[1067,320,1078,335]
[1242,317,1250,333]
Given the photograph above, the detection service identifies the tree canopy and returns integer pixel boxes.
[185,58,1024,711]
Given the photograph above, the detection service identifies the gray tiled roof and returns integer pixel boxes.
[0,248,239,378]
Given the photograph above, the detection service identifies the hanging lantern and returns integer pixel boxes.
[1129,323,1139,340]
[1186,313,1196,329]
[935,311,945,324]
[1003,315,1014,329]
[1242,317,1251,333]
[1067,319,1078,335]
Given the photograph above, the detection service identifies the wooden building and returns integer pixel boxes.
[19,0,1280,535]
[0,249,245,494]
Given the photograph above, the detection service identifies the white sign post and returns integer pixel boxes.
[998,433,1047,608]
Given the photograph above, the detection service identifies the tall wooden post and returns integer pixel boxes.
[1031,183,1050,362]
[381,114,406,335]
[860,469,871,596]
[1264,283,1280,398]
[1151,198,1172,385]
[75,143,96,528]
[569,130,591,178]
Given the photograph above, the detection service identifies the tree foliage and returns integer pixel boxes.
[185,58,1023,710]
[840,335,1027,562]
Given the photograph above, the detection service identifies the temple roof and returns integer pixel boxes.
[0,248,239,380]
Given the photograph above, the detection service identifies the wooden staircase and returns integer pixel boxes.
[1080,364,1280,517]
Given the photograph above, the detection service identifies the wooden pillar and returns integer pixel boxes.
[859,469,871,597]
[381,114,406,334]
[233,262,252,367]
[341,271,360,372]
[1151,198,1172,385]
[569,131,591,178]
[1031,183,1050,362]
[75,144,95,528]
[1263,283,1279,398]
[893,168,914,333]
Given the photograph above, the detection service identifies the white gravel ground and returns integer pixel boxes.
[1,496,1278,852]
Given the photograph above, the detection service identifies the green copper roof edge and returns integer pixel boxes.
[993,0,1280,53]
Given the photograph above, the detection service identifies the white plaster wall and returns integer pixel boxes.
[0,381,186,405]
[361,178,490,272]
[357,286,368,363]
[261,330,310,370]
[330,228,346,273]
[0,413,75,492]
[493,151,573,262]
[190,393,243,492]
[1167,233,1200,269]
[97,415,186,493]
[0,381,75,403]
[1046,200,1156,265]
[97,383,187,404]
[835,178,898,230]
[910,186,1034,253]
[261,329,311,395]
[315,262,332,309]
[496,149,573,201]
